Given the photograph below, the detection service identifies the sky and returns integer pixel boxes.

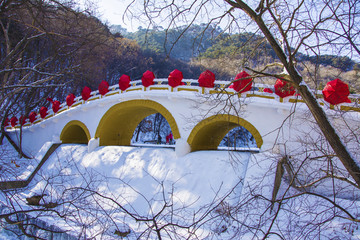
[88,0,142,31]
[81,0,233,33]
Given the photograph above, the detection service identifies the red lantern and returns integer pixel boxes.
[82,86,91,101]
[168,69,184,88]
[29,112,37,123]
[263,88,273,93]
[119,74,131,91]
[98,81,109,95]
[52,100,60,113]
[274,79,295,98]
[10,117,18,127]
[229,71,252,93]
[66,93,75,107]
[40,107,48,119]
[166,133,173,144]
[142,70,155,87]
[322,78,351,105]
[198,70,215,88]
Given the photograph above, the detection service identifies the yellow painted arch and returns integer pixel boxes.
[60,120,91,144]
[95,100,180,146]
[187,114,263,151]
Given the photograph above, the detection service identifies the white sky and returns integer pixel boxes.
[82,0,235,33]
[89,0,142,31]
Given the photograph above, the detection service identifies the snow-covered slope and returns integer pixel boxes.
[1,143,252,239]
[1,143,360,239]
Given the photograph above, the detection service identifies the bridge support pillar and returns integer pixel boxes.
[88,138,99,153]
[175,138,191,157]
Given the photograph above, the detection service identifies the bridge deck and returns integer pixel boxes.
[5,79,360,131]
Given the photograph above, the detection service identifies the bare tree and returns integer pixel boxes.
[122,0,360,238]
[0,0,116,126]
[2,0,360,239]
[0,0,121,157]
[127,0,360,186]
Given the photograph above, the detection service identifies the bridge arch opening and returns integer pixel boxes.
[60,120,90,144]
[95,100,180,146]
[187,114,263,152]
[132,113,175,145]
[219,126,257,149]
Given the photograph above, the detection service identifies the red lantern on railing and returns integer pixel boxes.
[229,71,252,93]
[142,70,155,87]
[82,86,91,101]
[274,79,295,98]
[119,74,131,91]
[263,88,273,93]
[40,107,48,119]
[10,117,18,127]
[66,93,75,107]
[322,78,351,105]
[168,69,184,88]
[98,80,109,95]
[46,97,60,113]
[28,112,37,123]
[52,100,60,113]
[198,70,215,88]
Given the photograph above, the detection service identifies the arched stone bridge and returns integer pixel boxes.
[6,79,360,156]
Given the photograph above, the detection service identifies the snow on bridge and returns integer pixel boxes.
[5,79,360,157]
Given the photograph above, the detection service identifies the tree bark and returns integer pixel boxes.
[233,0,360,187]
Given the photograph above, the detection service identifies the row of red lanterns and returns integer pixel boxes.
[4,70,351,128]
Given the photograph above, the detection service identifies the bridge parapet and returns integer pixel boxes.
[5,79,360,131]
[4,78,360,158]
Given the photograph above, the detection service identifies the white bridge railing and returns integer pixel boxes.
[6,79,360,130]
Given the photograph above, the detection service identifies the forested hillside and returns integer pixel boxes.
[0,1,151,122]
[0,2,198,123]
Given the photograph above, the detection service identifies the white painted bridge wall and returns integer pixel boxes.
[6,79,360,157]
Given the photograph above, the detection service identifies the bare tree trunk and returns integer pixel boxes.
[0,133,4,145]
[1,130,30,159]
[230,0,360,186]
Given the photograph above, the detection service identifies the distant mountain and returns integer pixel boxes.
[110,24,359,72]
[111,24,222,61]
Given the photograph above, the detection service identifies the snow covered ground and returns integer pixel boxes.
[1,140,360,239]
